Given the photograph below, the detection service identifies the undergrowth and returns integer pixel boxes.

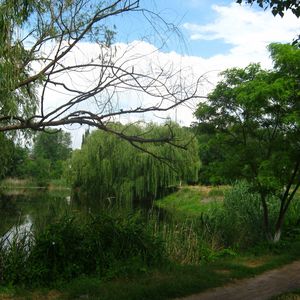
[0,212,165,286]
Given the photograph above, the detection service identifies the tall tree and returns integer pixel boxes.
[68,123,200,205]
[0,133,14,179]
[32,130,72,179]
[0,0,203,145]
[195,43,300,242]
[33,130,72,162]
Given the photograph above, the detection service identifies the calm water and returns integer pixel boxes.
[0,189,72,237]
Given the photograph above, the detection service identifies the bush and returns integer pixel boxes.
[221,181,264,246]
[198,181,268,248]
[0,230,33,284]
[0,212,165,286]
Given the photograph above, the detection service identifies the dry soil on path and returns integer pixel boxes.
[175,260,300,300]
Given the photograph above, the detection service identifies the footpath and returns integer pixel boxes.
[176,260,300,300]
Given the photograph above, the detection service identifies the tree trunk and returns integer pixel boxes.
[273,210,285,242]
[273,228,282,243]
[260,193,272,241]
[273,200,287,243]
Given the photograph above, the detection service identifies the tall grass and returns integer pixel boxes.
[157,219,203,264]
[0,211,165,286]
[154,182,300,264]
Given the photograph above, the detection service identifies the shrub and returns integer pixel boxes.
[0,212,165,286]
[198,181,272,248]
[0,230,33,284]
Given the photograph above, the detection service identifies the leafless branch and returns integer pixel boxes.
[1,0,207,144]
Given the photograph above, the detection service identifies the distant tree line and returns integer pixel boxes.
[0,130,72,184]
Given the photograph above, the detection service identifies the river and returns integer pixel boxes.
[0,187,169,243]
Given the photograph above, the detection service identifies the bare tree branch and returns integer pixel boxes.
[0,0,206,144]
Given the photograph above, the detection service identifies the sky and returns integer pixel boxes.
[112,0,299,61]
[42,0,300,148]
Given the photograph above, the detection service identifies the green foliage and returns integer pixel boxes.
[4,145,29,178]
[157,183,299,250]
[195,44,300,187]
[194,43,300,240]
[0,0,38,121]
[3,236,300,300]
[18,130,73,183]
[0,211,165,286]
[0,133,14,179]
[33,130,72,162]
[0,128,71,182]
[195,183,300,248]
[215,182,266,246]
[68,123,200,204]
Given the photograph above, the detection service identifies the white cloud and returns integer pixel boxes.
[184,2,300,68]
[38,40,205,148]
[38,2,299,148]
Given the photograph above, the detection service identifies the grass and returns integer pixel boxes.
[1,240,300,300]
[155,185,228,217]
[59,238,300,299]
[273,291,300,300]
[0,177,70,191]
[1,184,300,299]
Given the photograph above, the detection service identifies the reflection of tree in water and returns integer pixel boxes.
[0,191,70,236]
[0,193,19,213]
[0,193,22,236]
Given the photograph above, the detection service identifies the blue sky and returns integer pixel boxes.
[39,0,300,147]
[110,0,234,56]
[111,0,299,59]
[142,0,235,57]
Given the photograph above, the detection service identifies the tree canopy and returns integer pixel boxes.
[0,0,202,145]
[0,133,15,179]
[195,43,300,241]
[68,123,200,205]
[33,130,72,162]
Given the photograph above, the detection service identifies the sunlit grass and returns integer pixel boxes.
[155,185,228,217]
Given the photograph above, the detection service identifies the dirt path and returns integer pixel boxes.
[175,260,300,300]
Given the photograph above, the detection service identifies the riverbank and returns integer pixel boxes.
[0,184,300,299]
[1,237,300,299]
[0,178,70,192]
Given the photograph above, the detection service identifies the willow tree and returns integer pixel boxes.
[68,123,200,205]
[0,0,203,146]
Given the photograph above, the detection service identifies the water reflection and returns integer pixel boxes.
[1,214,33,249]
[0,188,170,242]
[0,189,70,237]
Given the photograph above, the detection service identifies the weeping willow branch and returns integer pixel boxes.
[68,123,201,202]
